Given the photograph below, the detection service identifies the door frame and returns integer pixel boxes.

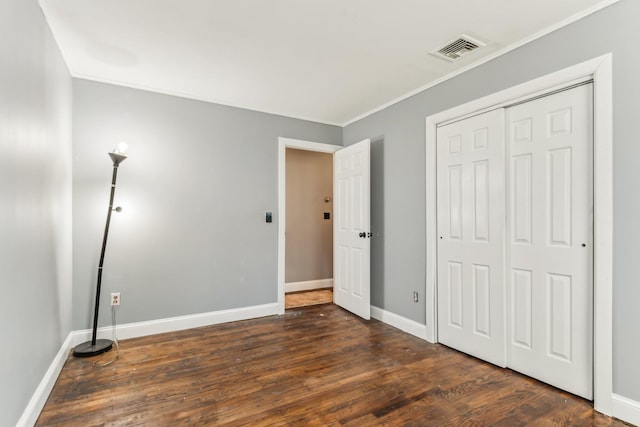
[425,54,613,414]
[277,137,342,314]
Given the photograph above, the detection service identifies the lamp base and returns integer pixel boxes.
[73,339,113,358]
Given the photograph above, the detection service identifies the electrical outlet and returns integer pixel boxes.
[413,291,419,303]
[111,292,121,306]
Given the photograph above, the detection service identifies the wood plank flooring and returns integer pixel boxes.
[285,288,333,309]
[38,304,628,426]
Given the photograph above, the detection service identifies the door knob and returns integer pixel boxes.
[359,232,366,238]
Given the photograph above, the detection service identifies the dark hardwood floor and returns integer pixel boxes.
[38,304,628,426]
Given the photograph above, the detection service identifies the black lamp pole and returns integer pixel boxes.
[73,151,127,357]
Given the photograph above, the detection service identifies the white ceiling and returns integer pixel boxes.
[39,0,616,126]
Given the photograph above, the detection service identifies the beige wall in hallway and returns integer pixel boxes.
[285,148,333,283]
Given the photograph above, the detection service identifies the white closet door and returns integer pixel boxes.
[507,84,593,399]
[437,109,506,367]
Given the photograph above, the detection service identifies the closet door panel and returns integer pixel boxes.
[507,84,593,399]
[437,109,506,367]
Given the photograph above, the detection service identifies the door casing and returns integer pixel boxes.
[425,54,613,414]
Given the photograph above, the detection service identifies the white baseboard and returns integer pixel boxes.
[612,393,640,426]
[26,303,635,427]
[71,302,279,345]
[371,306,427,340]
[16,333,74,427]
[285,278,333,293]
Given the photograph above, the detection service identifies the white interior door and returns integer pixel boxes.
[507,84,593,399]
[437,109,506,367]
[334,139,371,319]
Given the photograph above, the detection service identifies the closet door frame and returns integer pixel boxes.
[425,54,612,415]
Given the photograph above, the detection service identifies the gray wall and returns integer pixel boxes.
[72,79,341,329]
[0,0,73,425]
[285,148,333,283]
[343,0,640,402]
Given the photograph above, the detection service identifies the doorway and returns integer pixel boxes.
[278,137,372,318]
[284,147,334,309]
[277,138,341,313]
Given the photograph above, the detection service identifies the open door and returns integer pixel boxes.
[333,139,371,319]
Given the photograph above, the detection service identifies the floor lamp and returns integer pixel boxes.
[73,143,128,357]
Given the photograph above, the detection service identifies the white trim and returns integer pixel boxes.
[612,394,640,426]
[16,333,74,427]
[285,279,334,293]
[71,303,279,345]
[58,1,618,128]
[278,137,342,314]
[425,54,613,414]
[591,55,614,415]
[371,306,428,340]
[72,76,342,127]
[343,0,620,127]
[278,137,341,153]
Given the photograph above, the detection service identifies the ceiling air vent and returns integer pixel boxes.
[430,34,486,62]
